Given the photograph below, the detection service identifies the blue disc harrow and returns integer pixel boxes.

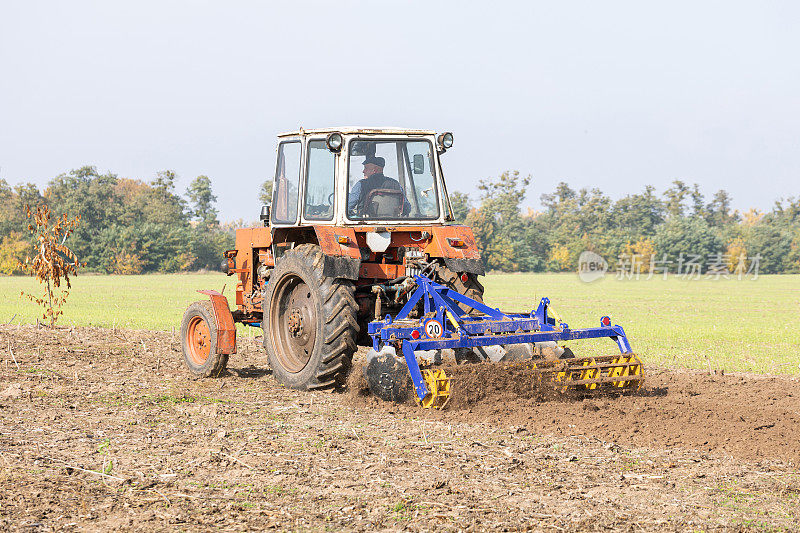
[366,275,644,409]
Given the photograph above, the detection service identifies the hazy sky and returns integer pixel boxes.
[1,1,798,222]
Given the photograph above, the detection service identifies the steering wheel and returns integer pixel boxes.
[306,192,336,217]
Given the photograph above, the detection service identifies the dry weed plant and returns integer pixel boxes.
[18,204,81,326]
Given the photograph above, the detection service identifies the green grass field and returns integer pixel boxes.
[1,273,798,375]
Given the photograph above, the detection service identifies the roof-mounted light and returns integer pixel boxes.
[326,132,343,153]
[437,132,454,152]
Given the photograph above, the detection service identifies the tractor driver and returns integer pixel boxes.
[348,155,411,217]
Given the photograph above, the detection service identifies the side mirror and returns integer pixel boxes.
[412,154,425,174]
[223,249,237,276]
[260,204,271,226]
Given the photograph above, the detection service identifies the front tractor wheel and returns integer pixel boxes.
[180,301,229,377]
[263,244,358,391]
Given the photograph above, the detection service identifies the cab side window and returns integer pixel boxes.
[272,141,301,224]
[304,140,335,221]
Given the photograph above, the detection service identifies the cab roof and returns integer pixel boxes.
[277,127,436,138]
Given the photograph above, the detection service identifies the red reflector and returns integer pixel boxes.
[411,329,420,339]
[601,316,611,326]
[460,273,469,283]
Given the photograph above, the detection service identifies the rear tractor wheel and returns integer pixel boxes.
[434,263,485,314]
[263,244,358,391]
[180,301,229,377]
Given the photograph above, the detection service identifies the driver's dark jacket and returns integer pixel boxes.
[348,173,411,216]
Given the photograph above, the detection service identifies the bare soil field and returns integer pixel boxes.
[1,324,798,531]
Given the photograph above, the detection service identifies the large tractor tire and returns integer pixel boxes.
[180,301,229,377]
[263,244,358,391]
[434,263,485,314]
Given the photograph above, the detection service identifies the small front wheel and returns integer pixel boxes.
[180,301,228,377]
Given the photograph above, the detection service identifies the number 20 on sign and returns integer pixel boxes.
[424,319,443,338]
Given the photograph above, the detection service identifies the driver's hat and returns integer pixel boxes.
[363,155,385,167]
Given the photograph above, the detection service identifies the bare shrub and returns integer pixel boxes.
[18,204,81,326]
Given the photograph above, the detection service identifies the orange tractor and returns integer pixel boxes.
[181,128,644,407]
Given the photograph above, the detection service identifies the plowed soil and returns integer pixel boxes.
[349,360,800,464]
[1,324,799,531]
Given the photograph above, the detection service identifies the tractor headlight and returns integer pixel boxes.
[437,132,454,151]
[326,132,343,153]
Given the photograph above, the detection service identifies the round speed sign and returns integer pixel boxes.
[424,319,443,338]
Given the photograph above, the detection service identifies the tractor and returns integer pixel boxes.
[180,128,644,408]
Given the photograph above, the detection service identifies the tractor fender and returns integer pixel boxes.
[312,226,361,280]
[196,290,237,354]
[443,257,485,276]
[426,226,485,276]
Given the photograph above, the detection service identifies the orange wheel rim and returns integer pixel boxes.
[187,316,211,366]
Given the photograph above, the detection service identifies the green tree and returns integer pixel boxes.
[448,191,471,224]
[0,179,12,208]
[259,180,273,205]
[611,185,665,237]
[538,182,619,269]
[653,217,722,269]
[689,184,707,219]
[770,197,800,226]
[540,182,577,209]
[189,226,234,271]
[0,179,18,237]
[187,175,219,227]
[663,180,689,218]
[94,223,196,273]
[744,222,794,274]
[466,171,533,271]
[14,183,44,217]
[143,170,187,226]
[706,189,737,227]
[46,166,119,224]
[521,215,549,271]
[45,166,120,270]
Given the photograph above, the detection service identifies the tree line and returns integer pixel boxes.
[453,171,800,275]
[0,166,235,274]
[1,167,797,276]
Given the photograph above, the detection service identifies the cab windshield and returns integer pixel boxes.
[347,139,440,220]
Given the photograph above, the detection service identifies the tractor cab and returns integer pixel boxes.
[268,128,456,227]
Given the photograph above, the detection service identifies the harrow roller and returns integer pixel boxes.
[418,368,451,409]
[546,355,645,391]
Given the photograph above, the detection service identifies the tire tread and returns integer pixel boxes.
[264,243,358,391]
